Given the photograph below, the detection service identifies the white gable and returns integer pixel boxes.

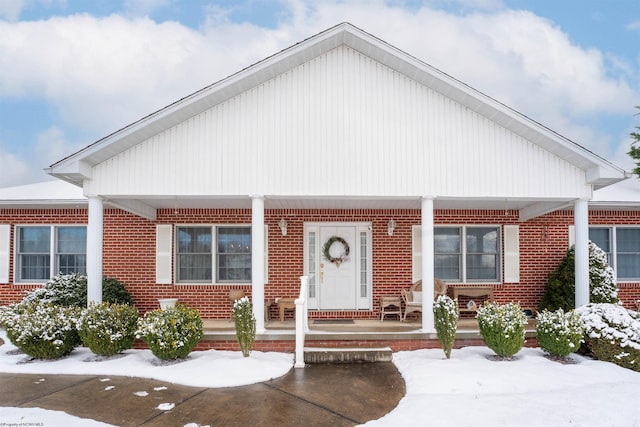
[87,44,586,201]
[46,23,627,218]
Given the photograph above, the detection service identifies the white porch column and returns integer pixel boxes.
[87,197,104,305]
[251,195,266,333]
[574,199,589,308]
[421,196,435,332]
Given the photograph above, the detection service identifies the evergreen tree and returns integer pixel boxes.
[628,106,640,177]
[539,242,618,311]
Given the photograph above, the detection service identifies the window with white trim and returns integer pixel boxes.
[590,227,640,281]
[435,226,500,282]
[176,225,252,283]
[16,225,87,282]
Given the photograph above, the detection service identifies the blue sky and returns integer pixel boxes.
[0,0,638,187]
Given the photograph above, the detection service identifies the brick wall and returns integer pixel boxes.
[2,207,639,315]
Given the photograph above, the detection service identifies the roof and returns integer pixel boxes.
[591,177,640,209]
[46,22,626,190]
[0,180,86,208]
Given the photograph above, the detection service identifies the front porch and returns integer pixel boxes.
[195,318,539,353]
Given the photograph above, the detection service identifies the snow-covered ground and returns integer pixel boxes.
[1,328,639,427]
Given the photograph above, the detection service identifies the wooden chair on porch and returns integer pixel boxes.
[401,279,447,321]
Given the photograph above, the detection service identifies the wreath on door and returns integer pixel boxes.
[322,236,350,267]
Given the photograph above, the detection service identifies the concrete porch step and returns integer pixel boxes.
[304,346,393,364]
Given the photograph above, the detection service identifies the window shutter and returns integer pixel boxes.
[568,225,575,248]
[156,224,173,284]
[0,225,9,283]
[264,225,269,284]
[503,225,520,283]
[412,225,422,282]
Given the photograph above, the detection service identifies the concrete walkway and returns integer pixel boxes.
[0,363,405,426]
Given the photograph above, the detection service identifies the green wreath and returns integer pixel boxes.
[322,236,350,267]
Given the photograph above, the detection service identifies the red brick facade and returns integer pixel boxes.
[1,207,639,315]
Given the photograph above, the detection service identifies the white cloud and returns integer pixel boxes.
[0,0,638,181]
[0,142,36,187]
[0,0,66,21]
[0,0,27,21]
[627,20,640,31]
[34,126,84,168]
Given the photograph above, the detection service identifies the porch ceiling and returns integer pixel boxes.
[105,195,570,212]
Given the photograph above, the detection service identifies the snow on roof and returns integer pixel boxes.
[0,180,86,207]
[592,178,640,207]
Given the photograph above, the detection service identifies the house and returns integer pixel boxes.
[1,23,636,351]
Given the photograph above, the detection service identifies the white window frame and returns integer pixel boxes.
[174,224,268,285]
[14,224,87,283]
[588,226,640,282]
[434,225,502,283]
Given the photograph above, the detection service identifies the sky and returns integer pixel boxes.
[1,328,640,426]
[0,0,638,188]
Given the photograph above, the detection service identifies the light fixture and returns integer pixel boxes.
[387,219,397,236]
[278,218,288,236]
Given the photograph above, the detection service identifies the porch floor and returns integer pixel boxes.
[203,318,537,341]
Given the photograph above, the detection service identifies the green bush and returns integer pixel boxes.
[576,303,640,372]
[536,308,584,358]
[136,304,203,360]
[102,277,134,306]
[233,296,256,357]
[0,301,81,359]
[78,302,139,356]
[433,295,458,359]
[477,302,527,358]
[23,273,134,307]
[539,242,618,312]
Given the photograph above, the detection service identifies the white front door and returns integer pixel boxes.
[304,223,372,311]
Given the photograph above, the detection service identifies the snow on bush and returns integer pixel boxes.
[588,242,618,304]
[232,296,256,357]
[576,303,640,371]
[136,304,203,360]
[23,272,88,307]
[0,301,81,359]
[433,295,458,359]
[23,273,134,307]
[78,302,139,356]
[536,308,584,358]
[477,302,527,358]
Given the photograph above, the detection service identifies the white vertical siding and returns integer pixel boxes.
[88,45,587,199]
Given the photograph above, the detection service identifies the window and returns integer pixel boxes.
[590,227,640,281]
[217,227,252,282]
[177,227,212,282]
[435,226,500,282]
[16,225,87,282]
[176,225,252,283]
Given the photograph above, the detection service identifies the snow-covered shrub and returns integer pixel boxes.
[433,295,458,359]
[588,242,618,304]
[23,272,88,307]
[78,302,139,356]
[23,273,134,308]
[539,242,618,312]
[136,304,203,360]
[232,296,256,357]
[536,308,584,358]
[477,302,527,358]
[576,303,640,371]
[0,301,81,359]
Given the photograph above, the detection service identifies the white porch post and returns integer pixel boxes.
[421,196,435,331]
[574,199,589,308]
[251,195,266,333]
[87,197,104,305]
